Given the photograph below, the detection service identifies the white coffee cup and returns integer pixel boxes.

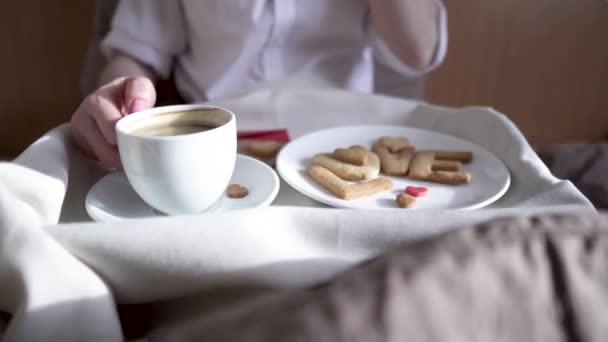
[115,104,237,215]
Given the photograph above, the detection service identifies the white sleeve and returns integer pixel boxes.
[370,0,448,78]
[100,0,188,79]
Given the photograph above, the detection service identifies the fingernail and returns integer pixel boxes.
[129,99,146,113]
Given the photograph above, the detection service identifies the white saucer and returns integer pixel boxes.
[277,125,510,210]
[86,154,280,222]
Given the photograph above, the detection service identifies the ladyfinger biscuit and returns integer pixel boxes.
[377,136,410,152]
[372,143,415,176]
[311,152,380,181]
[238,139,283,166]
[409,151,471,185]
[333,145,369,166]
[306,165,393,200]
[245,140,285,158]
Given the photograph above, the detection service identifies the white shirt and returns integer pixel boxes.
[102,0,447,101]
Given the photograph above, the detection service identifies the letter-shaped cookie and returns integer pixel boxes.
[409,151,472,185]
[372,143,415,176]
[311,152,380,181]
[378,136,410,153]
[307,165,393,200]
[425,150,473,163]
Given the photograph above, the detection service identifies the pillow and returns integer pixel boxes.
[538,142,608,209]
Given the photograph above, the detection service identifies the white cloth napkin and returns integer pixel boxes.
[0,84,594,341]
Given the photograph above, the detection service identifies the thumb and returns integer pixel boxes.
[124,76,156,114]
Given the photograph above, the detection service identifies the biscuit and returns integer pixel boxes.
[409,151,471,185]
[306,164,393,200]
[244,140,285,158]
[333,145,369,166]
[237,139,284,166]
[378,136,410,153]
[311,152,380,181]
[372,143,415,176]
[396,193,416,208]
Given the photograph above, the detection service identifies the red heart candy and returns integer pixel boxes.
[405,186,428,197]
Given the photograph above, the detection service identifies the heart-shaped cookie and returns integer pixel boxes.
[378,136,410,153]
[311,152,380,181]
[333,145,369,166]
[405,186,428,197]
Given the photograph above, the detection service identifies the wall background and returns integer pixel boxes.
[426,0,608,146]
[0,1,93,157]
[0,0,606,157]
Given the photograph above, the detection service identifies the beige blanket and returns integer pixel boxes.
[149,213,608,342]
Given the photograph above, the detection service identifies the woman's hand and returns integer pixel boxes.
[70,76,156,170]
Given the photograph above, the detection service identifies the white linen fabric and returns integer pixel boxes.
[102,0,448,101]
[0,84,594,341]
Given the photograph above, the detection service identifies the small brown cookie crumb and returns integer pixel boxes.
[226,184,249,198]
[396,193,416,208]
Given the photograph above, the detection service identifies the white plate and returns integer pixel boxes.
[86,154,280,222]
[276,125,510,210]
